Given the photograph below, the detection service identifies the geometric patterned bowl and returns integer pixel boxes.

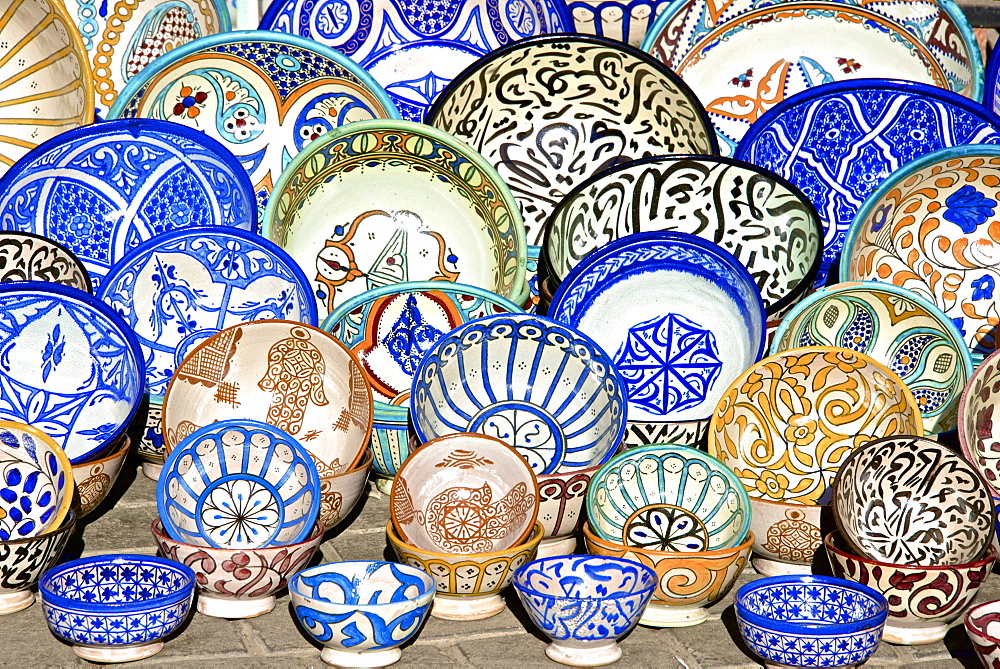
[0,421,73,540]
[959,348,1000,498]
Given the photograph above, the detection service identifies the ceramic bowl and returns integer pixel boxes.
[0,0,93,179]
[411,313,627,475]
[736,79,1000,288]
[263,119,528,321]
[583,522,753,627]
[536,463,602,558]
[826,532,996,645]
[960,348,1000,497]
[735,575,888,669]
[0,282,145,463]
[157,420,321,549]
[568,0,672,47]
[161,320,373,477]
[0,509,75,615]
[108,30,399,213]
[965,599,1000,666]
[39,554,196,663]
[549,231,766,439]
[513,555,657,666]
[318,449,372,531]
[841,144,1000,366]
[749,497,831,576]
[0,232,91,292]
[71,434,130,520]
[426,34,716,249]
[586,444,750,552]
[708,346,922,506]
[99,226,318,401]
[386,520,543,620]
[0,421,73,540]
[260,0,572,122]
[831,435,994,567]
[152,519,324,619]
[391,433,540,554]
[290,560,435,668]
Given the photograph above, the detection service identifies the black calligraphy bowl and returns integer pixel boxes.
[0,509,75,615]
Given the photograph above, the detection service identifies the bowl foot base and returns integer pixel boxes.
[141,461,163,481]
[546,640,621,667]
[639,603,708,627]
[751,555,811,577]
[74,641,164,663]
[0,589,33,615]
[431,594,505,620]
[320,646,402,668]
[537,535,577,559]
[882,623,948,645]
[373,476,393,496]
[198,594,275,619]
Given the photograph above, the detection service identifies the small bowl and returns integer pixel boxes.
[513,555,657,666]
[0,421,74,539]
[0,231,91,292]
[289,560,435,668]
[71,434,131,520]
[966,599,1000,666]
[959,348,1000,497]
[826,532,996,645]
[749,497,831,576]
[39,554,196,663]
[386,520,543,621]
[536,463,601,558]
[152,519,324,619]
[583,522,752,628]
[319,449,372,531]
[0,509,76,615]
[735,575,889,669]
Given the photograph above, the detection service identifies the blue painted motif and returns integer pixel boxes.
[0,426,69,541]
[385,294,446,375]
[944,185,996,233]
[973,275,996,301]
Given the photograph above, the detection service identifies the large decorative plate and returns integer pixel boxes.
[841,144,1000,366]
[264,120,528,321]
[66,0,231,115]
[108,30,399,213]
[260,0,573,122]
[157,419,320,549]
[98,226,318,401]
[0,0,94,180]
[162,320,372,477]
[0,421,73,540]
[0,232,91,293]
[0,119,258,288]
[543,155,823,319]
[426,34,717,248]
[735,79,1000,288]
[0,282,145,464]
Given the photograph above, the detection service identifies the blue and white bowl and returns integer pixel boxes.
[411,314,627,475]
[290,561,435,668]
[39,554,196,663]
[0,421,73,541]
[735,575,889,669]
[513,555,657,666]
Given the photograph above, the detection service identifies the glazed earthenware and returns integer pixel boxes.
[290,560,436,668]
[0,510,75,615]
[410,314,627,475]
[568,0,672,46]
[157,420,321,549]
[960,349,1000,497]
[71,435,130,520]
[318,450,372,531]
[536,464,601,558]
[0,232,91,293]
[827,532,996,645]
[736,80,1000,288]
[513,555,657,666]
[0,421,73,540]
[749,497,831,576]
[390,433,540,554]
[772,282,973,434]
[965,599,1000,666]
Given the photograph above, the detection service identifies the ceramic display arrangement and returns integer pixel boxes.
[735,575,888,668]
[39,554,196,662]
[736,79,1000,288]
[0,0,94,179]
[318,450,372,531]
[152,519,324,619]
[260,0,573,122]
[826,532,996,645]
[0,509,75,615]
[290,560,435,668]
[965,599,1000,666]
[0,421,73,540]
[841,144,1000,366]
[71,435,130,520]
[0,119,258,287]
[536,463,602,558]
[387,520,544,620]
[960,348,1000,497]
[0,232,92,293]
[411,313,627,475]
[772,282,973,434]
[583,522,753,627]
[390,433,540,555]
[567,0,673,46]
[549,232,766,448]
[513,555,657,666]
[0,282,145,464]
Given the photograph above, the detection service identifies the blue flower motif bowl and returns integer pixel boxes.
[735,575,888,669]
[0,421,73,541]
[39,554,196,663]
[289,560,435,668]
[411,314,628,475]
[157,419,321,550]
[513,555,657,666]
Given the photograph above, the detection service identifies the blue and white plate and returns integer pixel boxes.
[0,119,257,288]
[99,227,317,401]
[0,282,145,464]
[157,419,321,549]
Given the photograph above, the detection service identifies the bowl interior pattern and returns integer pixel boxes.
[960,349,1000,497]
[0,232,91,292]
[0,422,73,540]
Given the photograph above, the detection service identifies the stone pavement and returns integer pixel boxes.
[2,451,992,668]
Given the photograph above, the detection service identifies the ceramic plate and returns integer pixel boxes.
[0,119,258,288]
[0,282,145,464]
[264,119,528,321]
[260,0,572,121]
[98,226,317,400]
[162,320,372,476]
[841,144,1000,366]
[0,421,73,540]
[108,30,399,212]
[426,34,717,248]
[735,79,1000,288]
[158,420,320,549]
[0,232,91,293]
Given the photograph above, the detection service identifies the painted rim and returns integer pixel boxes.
[50,0,97,126]
[289,559,436,609]
[736,574,888,633]
[825,531,997,571]
[40,554,196,613]
[512,555,658,600]
[965,598,1000,646]
[386,519,544,559]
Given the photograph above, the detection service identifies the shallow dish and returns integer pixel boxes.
[0,232,91,292]
[71,435,131,520]
[0,421,73,541]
